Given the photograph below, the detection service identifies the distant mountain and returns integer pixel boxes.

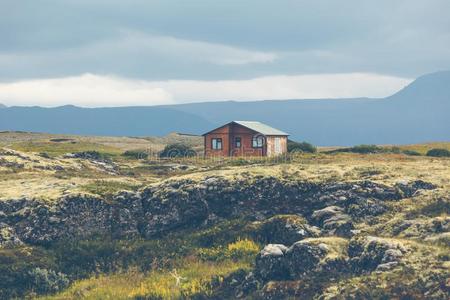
[0,105,213,137]
[0,103,6,108]
[0,71,449,145]
[171,71,450,145]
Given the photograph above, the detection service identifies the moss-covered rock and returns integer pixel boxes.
[0,223,23,248]
[348,236,408,272]
[255,237,349,283]
[311,206,354,237]
[251,215,321,245]
[255,244,290,281]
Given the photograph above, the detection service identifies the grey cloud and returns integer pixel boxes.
[0,0,449,81]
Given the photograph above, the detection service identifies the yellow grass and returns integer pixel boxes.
[10,141,123,157]
[43,258,251,300]
[394,142,450,155]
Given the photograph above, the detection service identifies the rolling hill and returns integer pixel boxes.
[0,105,213,137]
[0,71,449,146]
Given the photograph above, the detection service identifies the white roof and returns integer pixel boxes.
[233,121,289,136]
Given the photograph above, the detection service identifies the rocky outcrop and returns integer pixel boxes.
[395,180,437,197]
[0,177,436,246]
[255,238,349,281]
[0,193,142,245]
[236,235,411,299]
[252,215,320,245]
[255,244,290,281]
[0,222,23,247]
[393,216,450,239]
[311,206,354,237]
[348,236,408,272]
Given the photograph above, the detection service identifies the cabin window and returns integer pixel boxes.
[235,137,241,148]
[211,138,222,150]
[252,135,264,148]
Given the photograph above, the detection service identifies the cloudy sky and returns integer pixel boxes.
[0,0,449,107]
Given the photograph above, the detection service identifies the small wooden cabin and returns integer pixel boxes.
[203,121,289,157]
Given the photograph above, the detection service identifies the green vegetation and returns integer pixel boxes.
[28,268,69,295]
[45,259,250,300]
[0,247,58,299]
[196,238,260,262]
[327,144,434,156]
[80,180,141,197]
[121,150,149,160]
[287,140,317,153]
[159,143,197,158]
[1,133,449,299]
[395,142,450,155]
[71,150,113,161]
[331,144,385,154]
[426,148,450,157]
[10,140,121,157]
[402,149,421,156]
[0,218,258,299]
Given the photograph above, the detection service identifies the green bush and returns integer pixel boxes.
[426,148,450,157]
[349,144,383,154]
[287,140,317,153]
[122,150,149,160]
[0,247,57,299]
[328,144,384,154]
[39,152,51,158]
[402,150,421,156]
[27,268,69,294]
[389,146,402,154]
[72,151,112,162]
[197,239,259,262]
[159,143,197,158]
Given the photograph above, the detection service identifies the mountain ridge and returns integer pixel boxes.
[0,71,448,146]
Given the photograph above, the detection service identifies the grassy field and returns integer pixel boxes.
[1,131,449,201]
[43,239,257,300]
[0,132,449,299]
[394,141,450,155]
[0,131,203,154]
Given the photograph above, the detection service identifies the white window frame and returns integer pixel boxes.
[211,138,222,150]
[252,135,264,148]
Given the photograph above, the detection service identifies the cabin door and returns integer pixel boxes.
[274,137,281,154]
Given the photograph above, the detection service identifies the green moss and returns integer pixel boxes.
[80,180,141,197]
[196,238,260,262]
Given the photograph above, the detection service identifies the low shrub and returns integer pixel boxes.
[349,144,383,154]
[71,151,112,162]
[159,144,197,158]
[39,152,51,158]
[328,144,384,154]
[287,140,317,153]
[426,148,450,157]
[197,238,259,262]
[0,247,57,299]
[226,238,260,259]
[27,268,69,295]
[402,150,421,156]
[389,146,402,154]
[122,150,149,160]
